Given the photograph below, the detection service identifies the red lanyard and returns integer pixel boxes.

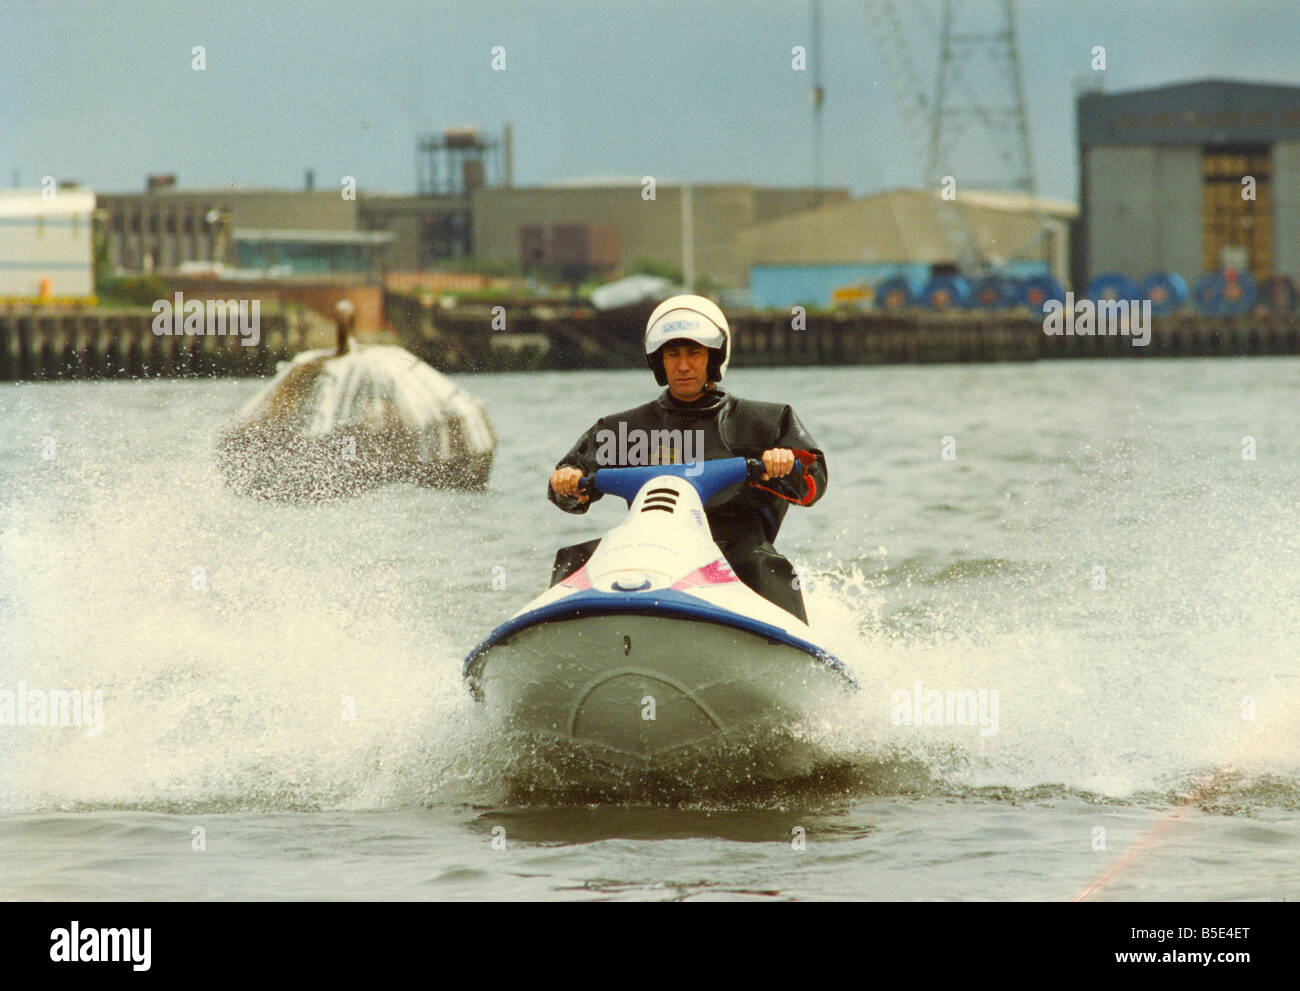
[748,448,819,506]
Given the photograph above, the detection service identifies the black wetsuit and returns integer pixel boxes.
[547,387,828,621]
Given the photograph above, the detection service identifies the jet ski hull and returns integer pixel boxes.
[465,592,855,772]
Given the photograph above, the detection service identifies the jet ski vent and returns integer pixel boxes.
[641,487,679,514]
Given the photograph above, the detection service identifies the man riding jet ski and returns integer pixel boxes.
[548,294,827,622]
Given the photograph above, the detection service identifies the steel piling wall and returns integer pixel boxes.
[0,308,306,381]
[4,303,1296,381]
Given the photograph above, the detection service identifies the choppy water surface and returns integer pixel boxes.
[2,358,1299,900]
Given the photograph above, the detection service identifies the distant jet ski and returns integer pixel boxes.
[464,458,857,777]
[216,344,495,500]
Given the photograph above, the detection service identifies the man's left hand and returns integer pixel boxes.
[760,447,795,480]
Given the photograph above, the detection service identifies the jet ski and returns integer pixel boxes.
[463,457,857,779]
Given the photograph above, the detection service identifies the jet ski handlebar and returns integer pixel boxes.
[576,457,803,505]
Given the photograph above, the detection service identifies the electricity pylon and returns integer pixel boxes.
[863,0,1042,274]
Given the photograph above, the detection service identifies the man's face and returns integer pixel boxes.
[662,342,710,400]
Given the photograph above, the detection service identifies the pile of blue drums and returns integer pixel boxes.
[871,269,1297,315]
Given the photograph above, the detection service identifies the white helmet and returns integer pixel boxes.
[644,294,731,385]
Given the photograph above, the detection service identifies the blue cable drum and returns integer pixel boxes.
[1193,272,1224,314]
[1018,275,1066,311]
[1259,275,1298,313]
[1219,270,1257,315]
[921,274,971,310]
[968,275,1019,309]
[875,274,924,311]
[1139,272,1189,315]
[1085,273,1141,305]
[1194,270,1258,315]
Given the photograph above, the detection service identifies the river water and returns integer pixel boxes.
[2,357,1299,900]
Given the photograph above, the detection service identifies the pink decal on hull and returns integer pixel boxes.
[561,565,592,590]
[670,558,738,590]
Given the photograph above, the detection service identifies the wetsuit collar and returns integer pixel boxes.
[658,387,727,412]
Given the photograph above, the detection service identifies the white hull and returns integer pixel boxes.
[471,611,853,771]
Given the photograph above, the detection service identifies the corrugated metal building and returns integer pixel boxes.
[470,180,848,287]
[738,188,1075,308]
[0,187,96,301]
[1075,78,1300,287]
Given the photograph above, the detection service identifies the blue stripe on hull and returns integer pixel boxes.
[463,587,856,687]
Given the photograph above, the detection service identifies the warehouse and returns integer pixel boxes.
[738,188,1075,309]
[1075,79,1300,289]
[470,180,847,288]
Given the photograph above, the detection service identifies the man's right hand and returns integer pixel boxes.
[550,466,588,501]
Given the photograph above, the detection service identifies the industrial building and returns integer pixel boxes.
[1075,79,1300,288]
[0,186,96,302]
[98,177,391,275]
[357,194,470,270]
[98,127,508,276]
[469,181,849,289]
[96,172,1071,310]
[92,114,1072,308]
[738,188,1075,309]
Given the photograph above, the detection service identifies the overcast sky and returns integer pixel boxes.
[3,0,1297,202]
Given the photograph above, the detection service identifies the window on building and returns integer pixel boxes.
[1202,144,1272,279]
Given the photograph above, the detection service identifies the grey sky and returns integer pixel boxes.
[3,0,1297,201]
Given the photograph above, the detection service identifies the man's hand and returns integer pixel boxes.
[760,448,795,480]
[550,466,588,501]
